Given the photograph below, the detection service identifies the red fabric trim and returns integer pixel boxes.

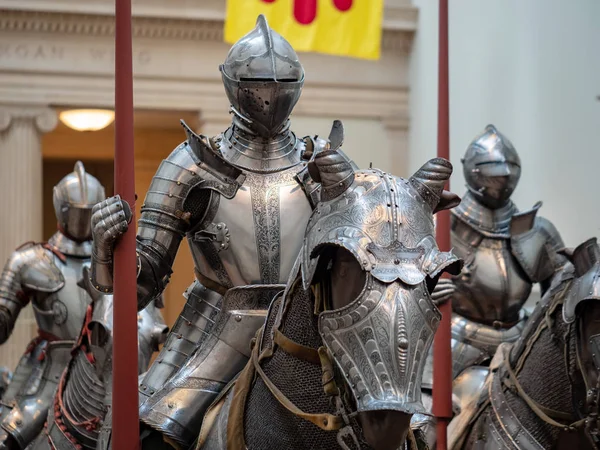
[73,305,96,364]
[14,241,36,251]
[42,242,67,263]
[38,329,61,342]
[54,362,102,447]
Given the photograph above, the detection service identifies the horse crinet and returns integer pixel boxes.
[0,163,106,449]
[415,125,567,447]
[198,150,463,450]
[449,237,600,450]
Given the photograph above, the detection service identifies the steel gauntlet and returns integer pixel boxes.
[90,195,133,293]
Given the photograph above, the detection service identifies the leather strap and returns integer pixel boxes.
[43,242,67,263]
[490,371,544,450]
[251,333,344,432]
[195,377,237,450]
[226,331,262,450]
[194,268,228,296]
[273,329,321,365]
[502,345,585,430]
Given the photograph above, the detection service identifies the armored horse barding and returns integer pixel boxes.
[28,266,168,450]
[197,149,463,450]
[450,237,600,450]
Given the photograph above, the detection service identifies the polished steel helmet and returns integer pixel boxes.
[53,161,105,242]
[462,124,521,209]
[220,14,304,138]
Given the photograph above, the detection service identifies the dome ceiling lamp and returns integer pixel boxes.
[59,109,115,131]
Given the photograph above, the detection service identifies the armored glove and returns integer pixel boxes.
[431,278,456,306]
[90,195,132,293]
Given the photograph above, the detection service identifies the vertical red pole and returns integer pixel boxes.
[113,0,139,449]
[432,0,452,449]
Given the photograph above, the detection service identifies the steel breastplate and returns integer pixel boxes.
[421,312,527,389]
[32,254,91,341]
[451,217,533,324]
[188,163,312,288]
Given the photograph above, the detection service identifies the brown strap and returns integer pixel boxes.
[407,428,419,450]
[226,334,261,450]
[195,380,234,450]
[318,347,340,396]
[503,346,585,430]
[273,329,321,365]
[251,334,344,432]
[194,268,228,296]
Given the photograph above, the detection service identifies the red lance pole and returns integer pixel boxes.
[432,0,452,449]
[113,0,139,449]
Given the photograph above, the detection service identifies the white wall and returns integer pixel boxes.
[409,0,600,248]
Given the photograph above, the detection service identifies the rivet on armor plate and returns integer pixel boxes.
[235,315,242,322]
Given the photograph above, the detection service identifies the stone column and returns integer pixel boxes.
[384,113,411,178]
[0,104,58,371]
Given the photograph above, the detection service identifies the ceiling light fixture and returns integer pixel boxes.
[59,109,115,132]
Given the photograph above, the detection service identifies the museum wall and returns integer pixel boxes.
[409,0,600,249]
[292,116,391,171]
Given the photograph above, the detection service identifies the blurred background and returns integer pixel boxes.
[0,0,598,369]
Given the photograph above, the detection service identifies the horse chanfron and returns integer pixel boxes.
[197,148,462,450]
[302,150,462,448]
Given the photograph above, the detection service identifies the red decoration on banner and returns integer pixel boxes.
[259,0,353,25]
[333,0,353,11]
[294,0,317,24]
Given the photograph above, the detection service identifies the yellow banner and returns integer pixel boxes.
[224,0,384,60]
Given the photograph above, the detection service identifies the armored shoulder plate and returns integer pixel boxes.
[510,202,565,283]
[563,238,600,323]
[181,120,246,199]
[13,244,65,293]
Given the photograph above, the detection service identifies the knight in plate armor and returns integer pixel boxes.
[28,267,168,450]
[89,14,357,449]
[449,238,600,449]
[413,125,567,444]
[0,162,105,449]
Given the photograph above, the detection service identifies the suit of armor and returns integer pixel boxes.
[90,15,356,449]
[0,162,105,449]
[29,267,168,450]
[415,125,567,443]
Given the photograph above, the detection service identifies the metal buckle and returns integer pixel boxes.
[193,222,230,251]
